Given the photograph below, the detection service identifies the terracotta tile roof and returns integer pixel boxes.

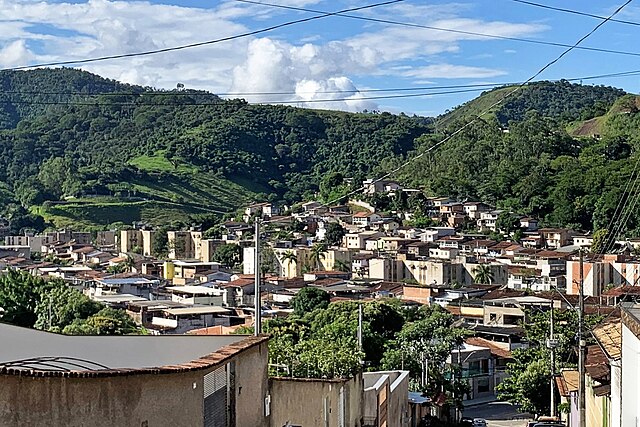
[602,285,640,297]
[558,370,579,396]
[593,321,622,359]
[221,278,254,288]
[353,211,373,218]
[465,337,513,359]
[0,335,268,379]
[586,344,610,380]
[555,376,569,397]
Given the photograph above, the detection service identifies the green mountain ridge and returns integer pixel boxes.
[0,68,429,230]
[2,68,640,235]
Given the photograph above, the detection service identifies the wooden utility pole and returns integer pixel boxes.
[578,249,586,427]
[549,297,557,417]
[254,218,261,337]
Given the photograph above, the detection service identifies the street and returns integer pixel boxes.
[463,401,533,427]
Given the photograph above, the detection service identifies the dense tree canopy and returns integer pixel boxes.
[0,270,144,335]
[290,287,331,316]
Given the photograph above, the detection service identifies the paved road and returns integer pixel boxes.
[463,401,533,427]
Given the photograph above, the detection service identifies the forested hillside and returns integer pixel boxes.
[0,69,429,230]
[397,87,640,234]
[438,80,625,127]
[1,68,637,234]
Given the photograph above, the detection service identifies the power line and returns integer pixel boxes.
[0,82,503,97]
[233,0,640,59]
[0,0,404,72]
[308,0,635,211]
[0,87,491,108]
[507,0,640,27]
[2,68,640,105]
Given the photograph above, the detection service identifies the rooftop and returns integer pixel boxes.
[592,321,621,360]
[166,285,224,296]
[0,322,262,377]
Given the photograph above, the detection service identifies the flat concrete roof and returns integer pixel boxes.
[166,286,225,295]
[164,306,230,316]
[0,322,245,373]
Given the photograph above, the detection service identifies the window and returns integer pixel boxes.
[477,378,490,393]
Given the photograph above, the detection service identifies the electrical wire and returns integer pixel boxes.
[3,68,640,100]
[306,0,636,212]
[2,67,640,107]
[0,0,404,72]
[594,155,640,260]
[0,87,491,108]
[233,0,640,59]
[507,0,640,27]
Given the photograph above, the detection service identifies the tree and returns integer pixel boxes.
[310,242,328,270]
[213,244,242,268]
[291,287,330,316]
[34,283,102,332]
[0,270,46,327]
[590,228,608,254]
[279,250,298,277]
[496,211,522,235]
[152,227,169,258]
[333,259,351,273]
[325,222,346,247]
[496,307,602,415]
[472,264,494,285]
[62,307,143,335]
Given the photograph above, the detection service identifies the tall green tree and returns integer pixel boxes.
[310,242,328,270]
[279,250,298,277]
[472,264,494,285]
[213,244,242,268]
[0,270,47,327]
[291,287,330,316]
[34,283,102,332]
[325,222,346,247]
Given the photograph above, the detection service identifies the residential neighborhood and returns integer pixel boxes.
[1,177,639,426]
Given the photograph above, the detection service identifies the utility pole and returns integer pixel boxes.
[357,303,363,351]
[578,248,586,427]
[254,218,261,337]
[548,296,557,417]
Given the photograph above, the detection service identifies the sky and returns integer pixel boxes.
[1,0,640,116]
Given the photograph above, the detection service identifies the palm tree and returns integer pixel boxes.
[472,264,494,285]
[333,259,351,273]
[310,242,328,271]
[280,251,298,277]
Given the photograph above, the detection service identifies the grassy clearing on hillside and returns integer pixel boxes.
[568,116,606,137]
[34,199,216,230]
[131,173,255,211]
[128,152,198,173]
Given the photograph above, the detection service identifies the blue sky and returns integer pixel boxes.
[1,0,640,115]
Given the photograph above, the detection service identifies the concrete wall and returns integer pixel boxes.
[0,369,205,427]
[586,376,609,427]
[363,371,409,427]
[0,339,270,427]
[269,375,362,427]
[236,339,270,427]
[610,360,622,427]
[621,323,640,427]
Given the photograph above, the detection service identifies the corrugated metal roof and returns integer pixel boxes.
[592,321,621,360]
